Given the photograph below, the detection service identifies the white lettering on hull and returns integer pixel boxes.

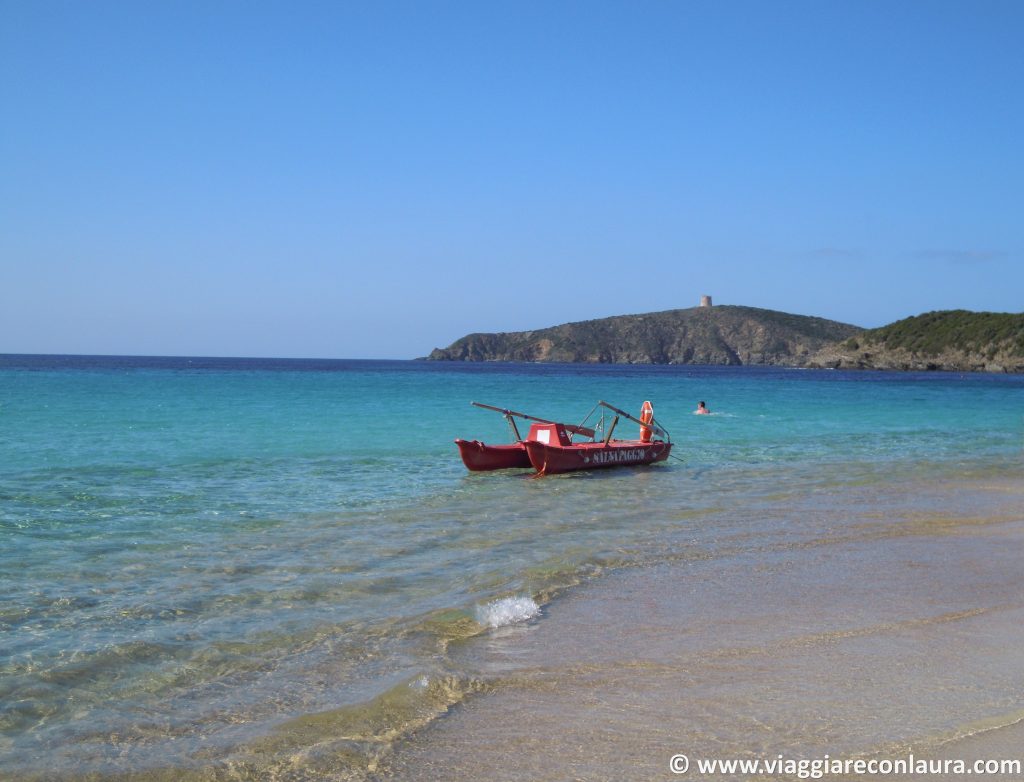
[582,448,650,465]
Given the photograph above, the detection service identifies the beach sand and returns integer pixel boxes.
[384,475,1024,781]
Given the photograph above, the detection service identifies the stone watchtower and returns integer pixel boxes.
[699,295,712,308]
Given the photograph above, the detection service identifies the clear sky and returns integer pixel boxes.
[2,1,1022,359]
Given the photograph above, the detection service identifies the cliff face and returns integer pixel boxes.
[426,306,862,366]
[808,311,1024,373]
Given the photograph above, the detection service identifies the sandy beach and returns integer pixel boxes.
[385,474,1024,781]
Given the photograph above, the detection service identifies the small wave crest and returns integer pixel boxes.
[475,596,540,628]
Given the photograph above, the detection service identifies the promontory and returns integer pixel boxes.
[424,305,1024,373]
[425,305,860,366]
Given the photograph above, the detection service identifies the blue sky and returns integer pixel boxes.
[2,0,1022,358]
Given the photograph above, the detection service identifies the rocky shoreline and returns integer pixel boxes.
[425,306,1024,374]
[807,343,1024,373]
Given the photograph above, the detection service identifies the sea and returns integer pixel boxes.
[1,355,1022,781]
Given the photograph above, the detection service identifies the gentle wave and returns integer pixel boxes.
[475,596,541,628]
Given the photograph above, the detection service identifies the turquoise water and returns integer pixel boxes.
[1,356,1021,778]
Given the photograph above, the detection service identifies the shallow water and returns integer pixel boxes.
[388,477,1024,781]
[1,356,1022,779]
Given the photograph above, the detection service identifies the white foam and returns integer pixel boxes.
[409,675,430,691]
[475,595,540,628]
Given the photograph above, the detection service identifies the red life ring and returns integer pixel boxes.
[639,400,654,442]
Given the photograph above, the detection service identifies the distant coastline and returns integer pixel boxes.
[424,306,1024,374]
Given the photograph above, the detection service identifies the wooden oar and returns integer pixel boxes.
[597,400,670,442]
[470,402,596,439]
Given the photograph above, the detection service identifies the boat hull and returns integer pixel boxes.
[523,439,671,475]
[455,439,532,471]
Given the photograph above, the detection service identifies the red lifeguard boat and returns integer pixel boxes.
[455,402,595,471]
[456,400,671,475]
[521,401,672,475]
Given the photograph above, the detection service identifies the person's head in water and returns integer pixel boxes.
[696,401,710,415]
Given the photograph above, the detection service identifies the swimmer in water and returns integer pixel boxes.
[695,400,710,415]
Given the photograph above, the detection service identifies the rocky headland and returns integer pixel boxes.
[425,306,1024,373]
[426,306,860,366]
[808,310,1024,373]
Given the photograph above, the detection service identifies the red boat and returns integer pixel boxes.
[455,439,532,471]
[455,402,595,472]
[456,400,672,475]
[522,401,672,475]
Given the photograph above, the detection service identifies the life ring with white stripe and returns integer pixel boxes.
[639,400,654,442]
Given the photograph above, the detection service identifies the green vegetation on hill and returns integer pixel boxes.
[426,305,861,365]
[858,310,1024,358]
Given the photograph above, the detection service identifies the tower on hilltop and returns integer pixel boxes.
[700,295,712,308]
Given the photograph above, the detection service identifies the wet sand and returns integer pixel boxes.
[385,475,1024,781]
